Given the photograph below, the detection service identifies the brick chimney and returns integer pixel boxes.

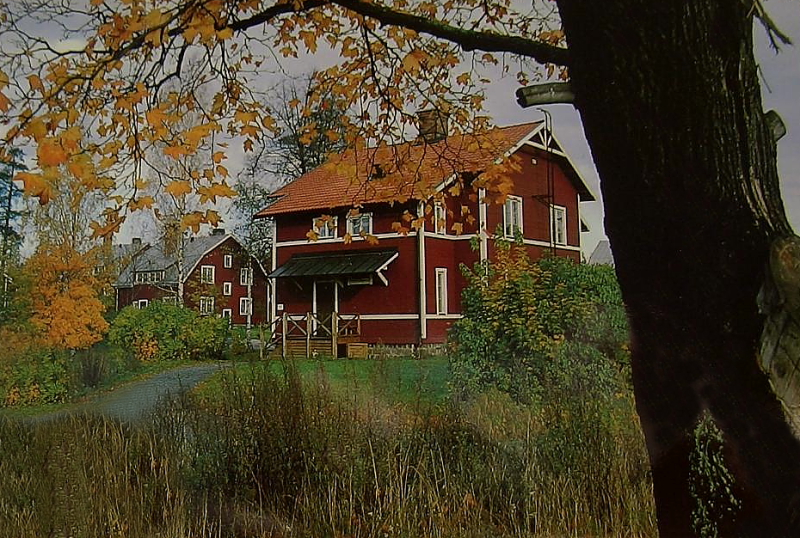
[132,237,142,246]
[416,109,448,143]
[211,228,225,236]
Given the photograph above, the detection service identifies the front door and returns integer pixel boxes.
[315,281,336,336]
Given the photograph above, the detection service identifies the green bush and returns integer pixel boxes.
[108,303,229,362]
[0,348,73,406]
[449,241,629,402]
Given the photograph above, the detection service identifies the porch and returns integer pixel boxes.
[266,312,363,358]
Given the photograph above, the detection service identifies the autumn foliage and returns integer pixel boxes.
[26,243,108,350]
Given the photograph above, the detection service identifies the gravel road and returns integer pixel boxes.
[32,362,227,424]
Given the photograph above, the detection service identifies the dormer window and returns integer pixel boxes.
[313,216,338,240]
[348,213,373,236]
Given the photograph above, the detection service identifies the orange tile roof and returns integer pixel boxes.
[255,122,541,217]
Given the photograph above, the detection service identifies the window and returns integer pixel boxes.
[240,297,252,316]
[136,299,149,309]
[435,268,448,315]
[162,295,178,305]
[223,282,232,296]
[240,267,253,286]
[200,265,215,284]
[135,271,163,284]
[221,309,232,320]
[434,203,446,235]
[347,213,373,237]
[313,216,338,239]
[223,254,233,268]
[347,275,373,286]
[503,196,523,237]
[550,205,567,246]
[199,296,215,315]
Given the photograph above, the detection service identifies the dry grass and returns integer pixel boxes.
[0,362,656,537]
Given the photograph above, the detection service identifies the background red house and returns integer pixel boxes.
[114,230,268,326]
[255,117,595,348]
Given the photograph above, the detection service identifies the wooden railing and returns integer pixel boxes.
[273,312,361,358]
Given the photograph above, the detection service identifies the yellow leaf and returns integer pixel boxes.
[212,151,226,164]
[0,92,10,113]
[28,74,44,93]
[128,196,155,211]
[216,165,228,178]
[217,27,233,40]
[164,144,191,159]
[165,180,192,197]
[205,209,222,227]
[181,212,203,233]
[0,70,8,90]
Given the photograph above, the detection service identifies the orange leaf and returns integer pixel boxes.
[165,180,192,197]
[38,139,68,167]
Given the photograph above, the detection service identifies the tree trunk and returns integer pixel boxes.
[556,0,800,535]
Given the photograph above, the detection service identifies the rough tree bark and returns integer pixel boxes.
[556,0,800,535]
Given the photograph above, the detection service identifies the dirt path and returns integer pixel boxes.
[34,363,227,424]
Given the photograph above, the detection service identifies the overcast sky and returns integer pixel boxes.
[479,0,800,256]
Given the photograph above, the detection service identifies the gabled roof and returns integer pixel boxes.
[255,122,593,218]
[114,234,263,288]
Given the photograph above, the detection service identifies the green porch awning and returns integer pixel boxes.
[270,249,399,278]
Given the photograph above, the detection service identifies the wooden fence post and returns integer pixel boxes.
[281,313,287,359]
[306,312,311,358]
[331,313,339,357]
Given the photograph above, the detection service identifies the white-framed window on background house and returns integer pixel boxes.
[223,282,232,296]
[503,195,523,237]
[240,267,253,286]
[434,202,446,235]
[435,268,448,315]
[200,265,215,284]
[240,297,252,316]
[550,205,567,246]
[136,299,149,309]
[199,296,215,315]
[347,213,373,236]
[313,216,338,239]
[223,254,233,268]
[222,309,232,321]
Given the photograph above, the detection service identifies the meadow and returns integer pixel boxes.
[0,356,657,537]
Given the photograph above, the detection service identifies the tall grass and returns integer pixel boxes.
[0,361,655,537]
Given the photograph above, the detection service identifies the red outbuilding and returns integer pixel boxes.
[255,117,595,352]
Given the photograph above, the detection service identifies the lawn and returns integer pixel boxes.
[195,356,451,406]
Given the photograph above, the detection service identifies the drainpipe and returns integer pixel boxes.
[417,201,427,342]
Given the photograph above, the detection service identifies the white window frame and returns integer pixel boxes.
[200,265,215,284]
[550,204,567,246]
[503,195,523,238]
[435,268,448,315]
[136,299,149,309]
[240,267,253,286]
[199,296,215,316]
[434,202,447,235]
[223,282,232,296]
[347,213,373,237]
[221,308,232,320]
[223,254,233,268]
[240,297,252,316]
[313,216,338,240]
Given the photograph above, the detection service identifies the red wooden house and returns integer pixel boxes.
[254,117,595,349]
[114,231,269,326]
